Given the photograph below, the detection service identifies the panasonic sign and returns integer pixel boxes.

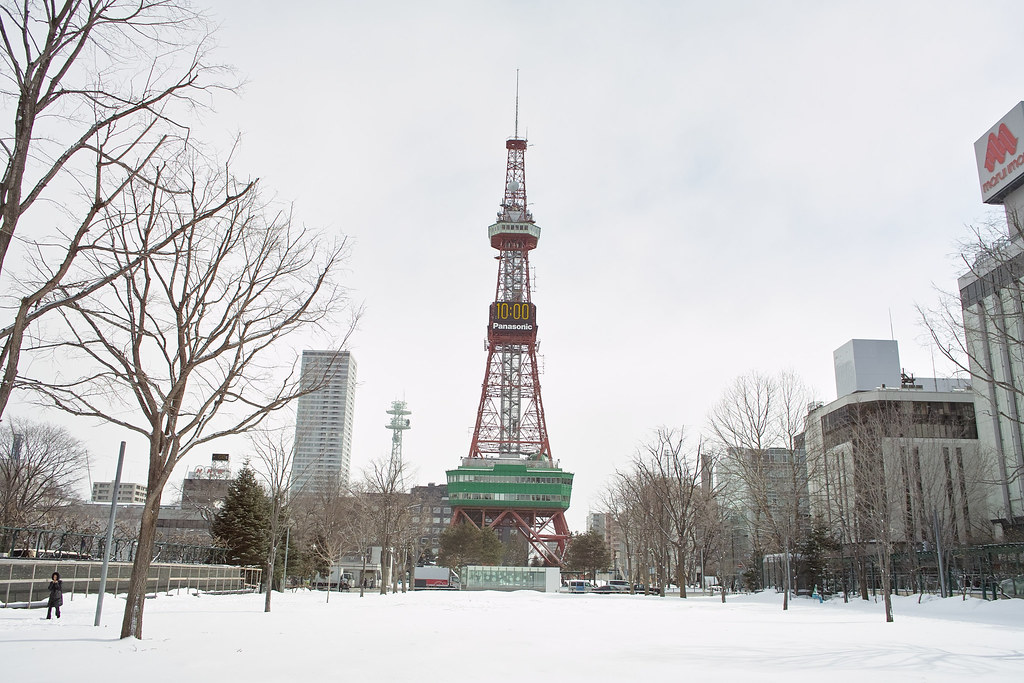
[976,102,1024,204]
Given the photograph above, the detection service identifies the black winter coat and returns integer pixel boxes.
[47,579,63,607]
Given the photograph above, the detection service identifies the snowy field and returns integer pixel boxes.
[2,589,1023,682]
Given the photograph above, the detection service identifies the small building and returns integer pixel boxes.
[91,481,147,504]
[460,565,561,592]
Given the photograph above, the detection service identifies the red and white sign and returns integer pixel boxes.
[976,102,1024,204]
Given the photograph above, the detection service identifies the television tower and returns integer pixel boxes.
[447,101,573,566]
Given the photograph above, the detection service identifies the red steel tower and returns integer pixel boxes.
[446,120,573,566]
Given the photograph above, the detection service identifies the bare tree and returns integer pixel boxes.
[615,464,672,595]
[691,481,730,602]
[301,482,352,604]
[709,371,814,610]
[249,424,350,607]
[598,482,636,591]
[363,454,410,595]
[836,401,918,622]
[629,428,704,598]
[0,417,88,530]
[23,157,355,638]
[819,396,992,619]
[0,0,232,422]
[401,488,437,590]
[341,487,377,597]
[249,427,299,613]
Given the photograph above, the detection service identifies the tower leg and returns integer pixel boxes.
[449,506,569,567]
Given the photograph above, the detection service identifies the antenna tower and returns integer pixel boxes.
[386,400,411,489]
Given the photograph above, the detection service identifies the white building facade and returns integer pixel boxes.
[958,101,1024,536]
[805,340,989,545]
[91,481,147,504]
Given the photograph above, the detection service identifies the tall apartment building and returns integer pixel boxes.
[91,481,147,504]
[291,350,357,494]
[958,101,1024,537]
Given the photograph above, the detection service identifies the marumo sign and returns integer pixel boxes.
[976,101,1024,204]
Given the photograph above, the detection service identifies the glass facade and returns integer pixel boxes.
[446,462,573,510]
[821,399,978,449]
[461,565,555,591]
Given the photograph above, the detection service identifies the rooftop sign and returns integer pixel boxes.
[976,102,1024,204]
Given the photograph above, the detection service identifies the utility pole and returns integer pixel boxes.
[95,441,126,627]
[933,509,947,598]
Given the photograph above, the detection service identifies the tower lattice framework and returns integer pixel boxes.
[449,129,571,565]
[468,136,551,460]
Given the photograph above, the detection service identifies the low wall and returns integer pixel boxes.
[0,558,261,607]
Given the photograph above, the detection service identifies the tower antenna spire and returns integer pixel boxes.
[514,69,520,139]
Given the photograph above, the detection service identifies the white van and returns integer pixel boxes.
[566,579,590,593]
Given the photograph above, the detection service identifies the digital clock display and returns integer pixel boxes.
[489,301,537,339]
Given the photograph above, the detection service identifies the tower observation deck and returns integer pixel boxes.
[446,126,573,566]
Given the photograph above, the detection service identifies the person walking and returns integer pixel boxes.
[46,572,63,619]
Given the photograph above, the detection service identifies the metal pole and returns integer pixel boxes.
[933,508,947,598]
[281,527,290,591]
[94,441,126,627]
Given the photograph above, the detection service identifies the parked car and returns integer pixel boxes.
[592,585,623,594]
[608,580,630,592]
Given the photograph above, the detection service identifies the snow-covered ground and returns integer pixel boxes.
[2,589,1022,681]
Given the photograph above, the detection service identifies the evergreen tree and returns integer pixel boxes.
[211,465,271,567]
[564,530,611,580]
[742,555,763,591]
[798,516,840,595]
[501,530,530,566]
[478,527,503,566]
[438,522,504,568]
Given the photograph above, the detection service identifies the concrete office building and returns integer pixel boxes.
[587,511,627,579]
[291,350,357,494]
[91,481,147,504]
[181,453,232,512]
[804,340,987,545]
[958,101,1024,537]
[410,483,451,560]
[716,444,810,586]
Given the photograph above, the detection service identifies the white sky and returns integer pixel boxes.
[13,0,1024,530]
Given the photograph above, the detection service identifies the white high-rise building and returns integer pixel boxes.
[291,350,357,494]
